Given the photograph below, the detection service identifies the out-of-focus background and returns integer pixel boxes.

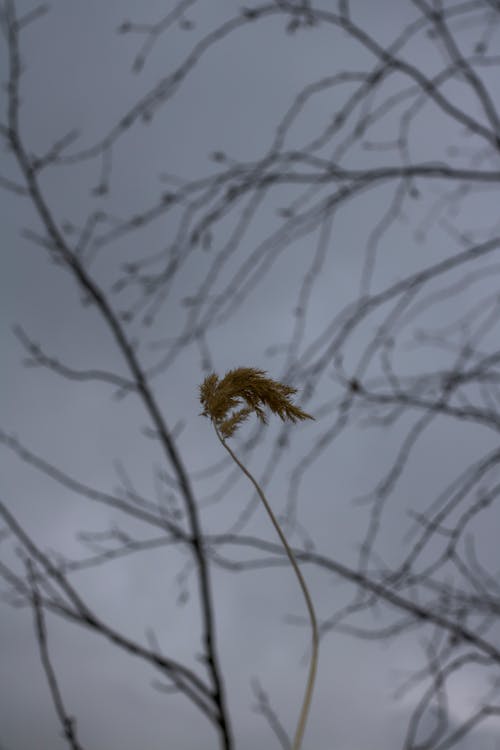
[2,2,500,748]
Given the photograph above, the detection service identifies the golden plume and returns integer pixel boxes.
[199,367,314,438]
[199,367,317,750]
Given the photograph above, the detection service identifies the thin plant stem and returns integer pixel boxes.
[215,426,319,750]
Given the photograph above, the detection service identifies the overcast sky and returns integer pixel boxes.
[2,2,500,749]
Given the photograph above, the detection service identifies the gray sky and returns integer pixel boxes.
[2,1,500,749]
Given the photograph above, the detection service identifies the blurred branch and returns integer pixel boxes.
[25,557,87,750]
[0,499,217,721]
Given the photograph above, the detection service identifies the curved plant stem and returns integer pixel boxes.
[215,427,319,750]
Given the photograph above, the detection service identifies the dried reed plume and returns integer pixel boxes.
[200,367,318,750]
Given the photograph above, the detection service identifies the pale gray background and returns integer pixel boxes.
[1,2,499,749]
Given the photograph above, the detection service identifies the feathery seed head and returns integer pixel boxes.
[199,367,314,438]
